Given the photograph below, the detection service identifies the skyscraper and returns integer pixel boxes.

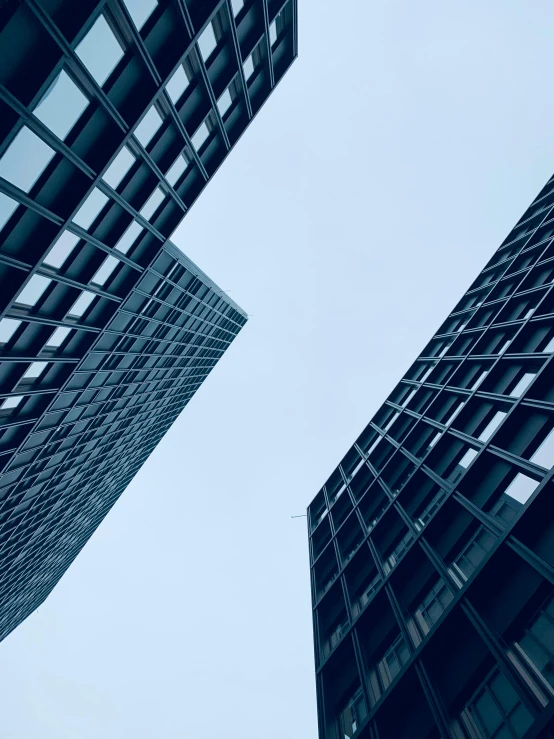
[308,173,554,738]
[0,0,297,640]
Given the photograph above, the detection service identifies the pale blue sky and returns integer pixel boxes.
[2,1,554,737]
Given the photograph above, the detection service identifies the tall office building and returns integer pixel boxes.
[0,0,297,640]
[308,173,554,739]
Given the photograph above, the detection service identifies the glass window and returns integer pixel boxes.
[68,291,96,318]
[198,22,217,61]
[414,580,454,636]
[516,595,554,692]
[0,127,55,193]
[401,388,417,407]
[102,147,135,189]
[470,370,488,390]
[269,18,277,46]
[122,0,158,30]
[46,326,71,348]
[231,0,244,16]
[15,275,51,307]
[450,526,495,584]
[191,122,209,151]
[43,231,80,269]
[73,188,109,230]
[243,54,255,80]
[339,688,367,739]
[217,88,233,117]
[530,428,554,469]
[477,411,507,442]
[139,186,165,221]
[76,15,124,87]
[165,154,188,186]
[91,256,119,287]
[427,431,442,449]
[166,65,189,104]
[0,318,21,344]
[1,396,23,410]
[509,372,536,398]
[115,221,143,255]
[459,448,478,468]
[0,192,18,231]
[504,473,538,504]
[444,401,464,426]
[134,106,163,147]
[383,412,399,432]
[542,336,554,354]
[22,361,48,380]
[33,71,89,140]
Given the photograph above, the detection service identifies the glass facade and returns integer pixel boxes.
[0,0,297,641]
[308,172,554,738]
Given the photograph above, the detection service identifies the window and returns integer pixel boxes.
[102,147,135,189]
[231,0,244,16]
[509,372,535,398]
[122,0,157,30]
[444,401,465,427]
[139,187,165,221]
[0,192,18,231]
[15,275,51,307]
[73,188,109,230]
[376,635,410,690]
[0,127,55,193]
[503,473,538,505]
[46,326,71,348]
[427,431,442,450]
[459,667,533,738]
[339,688,367,739]
[1,396,23,410]
[217,88,233,117]
[529,427,554,469]
[91,256,119,287]
[68,291,96,318]
[243,54,255,80]
[383,412,399,432]
[43,231,80,269]
[477,411,507,442]
[448,448,478,484]
[191,122,209,151]
[0,318,21,344]
[198,22,217,62]
[22,362,48,380]
[471,370,489,390]
[33,71,88,140]
[269,18,277,46]
[401,388,417,407]
[165,154,188,186]
[115,221,143,255]
[414,580,454,636]
[165,66,189,108]
[134,106,163,147]
[542,335,554,354]
[76,15,124,87]
[449,526,495,586]
[515,594,554,694]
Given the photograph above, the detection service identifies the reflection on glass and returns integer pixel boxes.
[33,71,89,140]
[231,0,244,15]
[76,15,124,86]
[134,106,163,147]
[22,361,48,380]
[1,396,23,410]
[0,192,18,231]
[165,155,187,186]
[15,275,51,307]
[68,291,96,317]
[166,65,189,104]
[504,473,538,504]
[122,0,158,30]
[509,372,535,398]
[46,326,71,348]
[243,55,254,80]
[0,127,55,193]
[0,318,21,344]
[102,146,135,189]
[91,256,119,287]
[115,221,143,254]
[139,187,165,221]
[198,22,217,61]
[191,122,209,151]
[477,411,507,442]
[269,19,277,45]
[217,88,232,117]
[43,231,80,269]
[73,188,109,230]
[530,428,554,469]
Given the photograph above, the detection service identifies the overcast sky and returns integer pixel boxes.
[2,1,554,737]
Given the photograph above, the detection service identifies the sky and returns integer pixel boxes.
[2,1,554,737]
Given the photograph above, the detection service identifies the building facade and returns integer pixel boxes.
[0,0,297,639]
[308,173,554,739]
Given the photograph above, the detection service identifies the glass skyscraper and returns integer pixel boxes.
[308,173,554,738]
[0,0,297,640]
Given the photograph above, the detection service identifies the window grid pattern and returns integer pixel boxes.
[308,174,554,738]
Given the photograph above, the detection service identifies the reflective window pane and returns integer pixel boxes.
[166,65,189,104]
[0,127,55,193]
[115,221,143,255]
[165,155,187,186]
[217,88,232,117]
[33,71,89,140]
[69,290,96,317]
[43,231,80,269]
[46,326,71,348]
[134,106,163,147]
[22,362,48,380]
[509,372,535,398]
[231,0,244,16]
[0,319,21,344]
[478,411,507,442]
[139,187,165,221]
[459,448,478,468]
[504,473,538,504]
[1,396,23,410]
[530,428,554,469]
[198,22,217,61]
[269,19,277,46]
[91,256,119,287]
[15,275,51,307]
[122,0,158,30]
[102,147,135,189]
[76,15,124,87]
[73,188,109,230]
[0,192,18,231]
[192,122,209,151]
[243,55,254,80]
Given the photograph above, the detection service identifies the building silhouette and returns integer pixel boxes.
[308,173,554,738]
[0,0,297,639]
